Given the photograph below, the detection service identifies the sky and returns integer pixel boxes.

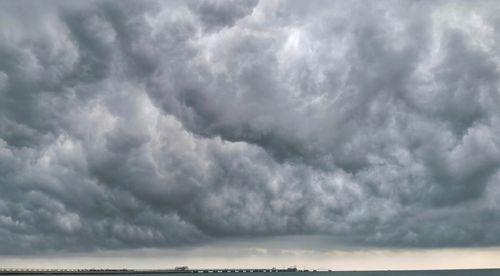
[1,0,500,271]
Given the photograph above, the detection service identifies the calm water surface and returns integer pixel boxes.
[13,271,500,276]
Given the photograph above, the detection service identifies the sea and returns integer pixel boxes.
[130,272,500,276]
[4,271,500,276]
[171,272,500,276]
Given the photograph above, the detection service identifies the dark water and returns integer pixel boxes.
[200,272,491,276]
[12,271,500,276]
[145,271,496,276]
[178,272,500,276]
[131,272,500,276]
[294,270,500,276]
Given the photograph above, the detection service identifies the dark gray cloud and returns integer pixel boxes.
[1,0,500,255]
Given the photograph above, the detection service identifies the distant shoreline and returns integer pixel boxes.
[0,268,300,275]
[1,268,500,275]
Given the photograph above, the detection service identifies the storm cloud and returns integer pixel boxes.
[1,0,500,254]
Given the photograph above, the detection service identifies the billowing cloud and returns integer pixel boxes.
[1,0,500,254]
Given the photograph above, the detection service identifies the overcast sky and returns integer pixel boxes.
[1,0,500,270]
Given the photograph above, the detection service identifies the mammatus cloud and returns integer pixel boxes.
[1,0,500,254]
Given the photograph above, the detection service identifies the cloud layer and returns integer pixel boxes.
[1,0,500,254]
